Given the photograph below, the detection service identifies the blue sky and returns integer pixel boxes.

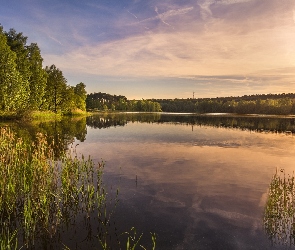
[1,0,295,99]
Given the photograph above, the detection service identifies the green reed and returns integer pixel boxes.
[264,169,295,246]
[0,127,106,248]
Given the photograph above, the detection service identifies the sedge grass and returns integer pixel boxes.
[264,169,295,246]
[0,127,106,248]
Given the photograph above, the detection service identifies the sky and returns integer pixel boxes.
[1,0,295,99]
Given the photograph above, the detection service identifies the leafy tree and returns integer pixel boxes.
[27,43,47,110]
[4,28,31,82]
[74,82,87,111]
[44,64,67,112]
[0,26,29,112]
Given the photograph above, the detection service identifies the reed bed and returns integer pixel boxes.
[264,169,295,246]
[0,127,106,249]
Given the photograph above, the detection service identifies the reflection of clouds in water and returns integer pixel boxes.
[194,140,242,148]
[151,189,186,208]
[175,198,263,248]
[206,208,254,222]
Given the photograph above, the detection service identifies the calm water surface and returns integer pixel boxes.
[71,114,295,249]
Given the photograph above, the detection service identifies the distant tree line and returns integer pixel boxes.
[156,93,295,115]
[0,26,87,115]
[86,92,162,112]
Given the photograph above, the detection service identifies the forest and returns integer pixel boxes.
[156,94,295,115]
[0,26,87,116]
[86,92,162,112]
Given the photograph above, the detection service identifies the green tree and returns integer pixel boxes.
[0,26,29,112]
[44,64,67,112]
[74,82,87,111]
[27,43,47,110]
[4,28,31,83]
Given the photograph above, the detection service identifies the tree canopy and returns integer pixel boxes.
[86,92,162,112]
[0,26,87,115]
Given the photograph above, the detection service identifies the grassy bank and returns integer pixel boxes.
[0,111,22,120]
[0,110,91,122]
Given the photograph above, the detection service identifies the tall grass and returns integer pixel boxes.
[0,127,106,248]
[27,110,63,121]
[264,169,295,246]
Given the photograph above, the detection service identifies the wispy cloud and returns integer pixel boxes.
[216,0,254,5]
[139,7,194,24]
[44,20,295,77]
[127,10,138,19]
[48,35,63,45]
[198,0,214,20]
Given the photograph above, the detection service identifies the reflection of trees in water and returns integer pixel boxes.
[86,113,162,129]
[158,115,295,133]
[2,117,88,159]
[87,113,295,134]
[264,170,295,246]
[87,116,127,129]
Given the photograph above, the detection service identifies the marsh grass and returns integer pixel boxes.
[0,127,156,249]
[0,127,107,249]
[264,169,295,246]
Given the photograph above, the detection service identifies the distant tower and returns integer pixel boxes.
[193,92,195,99]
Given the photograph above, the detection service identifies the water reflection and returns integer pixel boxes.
[86,113,295,134]
[80,113,295,249]
[1,116,87,158]
[1,113,295,249]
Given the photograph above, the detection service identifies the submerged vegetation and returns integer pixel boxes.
[0,127,155,249]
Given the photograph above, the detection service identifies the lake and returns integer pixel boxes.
[2,113,295,249]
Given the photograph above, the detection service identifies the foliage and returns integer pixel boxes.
[86,92,162,112]
[74,82,87,111]
[0,26,87,116]
[0,26,29,112]
[27,43,47,110]
[157,94,295,115]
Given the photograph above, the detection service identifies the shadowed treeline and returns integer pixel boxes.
[157,94,295,114]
